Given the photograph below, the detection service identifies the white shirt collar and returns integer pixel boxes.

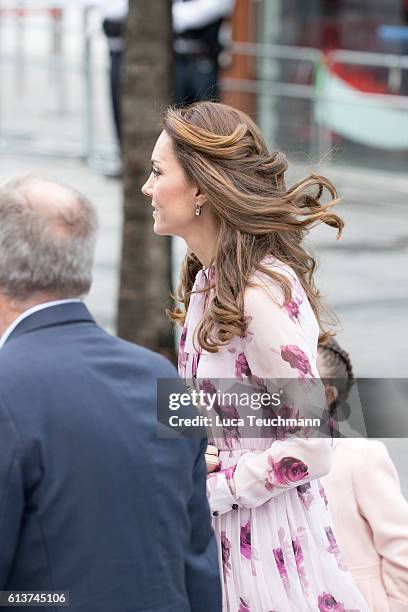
[0,299,82,348]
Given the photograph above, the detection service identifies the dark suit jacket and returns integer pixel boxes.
[0,303,221,612]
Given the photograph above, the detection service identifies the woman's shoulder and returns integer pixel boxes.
[245,255,305,309]
[250,255,298,283]
[243,256,319,350]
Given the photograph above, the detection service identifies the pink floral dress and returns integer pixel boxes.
[178,257,370,612]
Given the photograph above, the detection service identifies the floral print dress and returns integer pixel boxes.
[178,257,370,612]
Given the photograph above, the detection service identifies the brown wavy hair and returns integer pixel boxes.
[164,102,343,352]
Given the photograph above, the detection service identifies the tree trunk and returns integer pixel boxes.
[118,0,175,361]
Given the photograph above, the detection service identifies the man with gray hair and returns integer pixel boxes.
[0,176,221,612]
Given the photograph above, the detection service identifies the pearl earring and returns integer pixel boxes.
[195,203,202,216]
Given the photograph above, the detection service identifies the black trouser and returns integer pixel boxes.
[109,50,123,148]
[173,53,220,106]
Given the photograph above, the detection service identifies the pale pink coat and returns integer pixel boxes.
[321,439,408,612]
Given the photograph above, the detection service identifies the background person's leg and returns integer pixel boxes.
[191,56,219,102]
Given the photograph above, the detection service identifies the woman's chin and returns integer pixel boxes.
[153,220,169,236]
[153,217,182,237]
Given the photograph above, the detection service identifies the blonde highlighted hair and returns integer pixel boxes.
[164,102,343,352]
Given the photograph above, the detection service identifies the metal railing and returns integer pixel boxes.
[222,42,408,160]
[327,48,408,100]
[0,3,117,169]
[223,41,323,100]
[0,11,407,168]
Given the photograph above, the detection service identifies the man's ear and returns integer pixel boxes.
[325,384,338,408]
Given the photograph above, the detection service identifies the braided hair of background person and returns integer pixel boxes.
[319,338,355,417]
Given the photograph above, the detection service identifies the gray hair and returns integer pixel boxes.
[0,175,98,301]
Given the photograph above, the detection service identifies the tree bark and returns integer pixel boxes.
[118,0,175,361]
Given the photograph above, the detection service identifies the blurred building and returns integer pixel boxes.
[276,0,404,53]
[222,0,408,172]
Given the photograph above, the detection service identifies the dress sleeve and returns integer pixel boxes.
[353,441,408,612]
[206,280,333,516]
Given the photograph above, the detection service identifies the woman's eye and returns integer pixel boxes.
[152,167,160,178]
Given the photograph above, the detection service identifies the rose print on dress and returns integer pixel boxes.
[292,537,307,589]
[277,403,302,436]
[222,465,236,481]
[317,592,349,611]
[235,352,252,379]
[238,598,251,612]
[292,535,309,591]
[240,519,252,560]
[213,465,236,496]
[191,353,199,378]
[179,326,187,352]
[264,455,276,491]
[251,374,268,392]
[325,527,348,571]
[200,379,241,443]
[292,536,303,566]
[273,546,289,592]
[284,295,302,323]
[297,482,314,510]
[221,531,232,579]
[199,378,216,396]
[280,344,314,378]
[273,456,309,485]
[214,402,241,443]
[178,326,189,376]
[319,483,329,508]
[265,456,309,490]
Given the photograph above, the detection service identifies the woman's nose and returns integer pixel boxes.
[141,175,152,196]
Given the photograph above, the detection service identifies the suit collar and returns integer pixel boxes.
[2,301,95,346]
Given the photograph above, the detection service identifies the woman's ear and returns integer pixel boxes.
[325,384,338,407]
[194,187,207,207]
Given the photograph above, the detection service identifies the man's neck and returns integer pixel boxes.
[0,292,62,337]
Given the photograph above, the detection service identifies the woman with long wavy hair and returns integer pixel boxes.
[142,102,369,612]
